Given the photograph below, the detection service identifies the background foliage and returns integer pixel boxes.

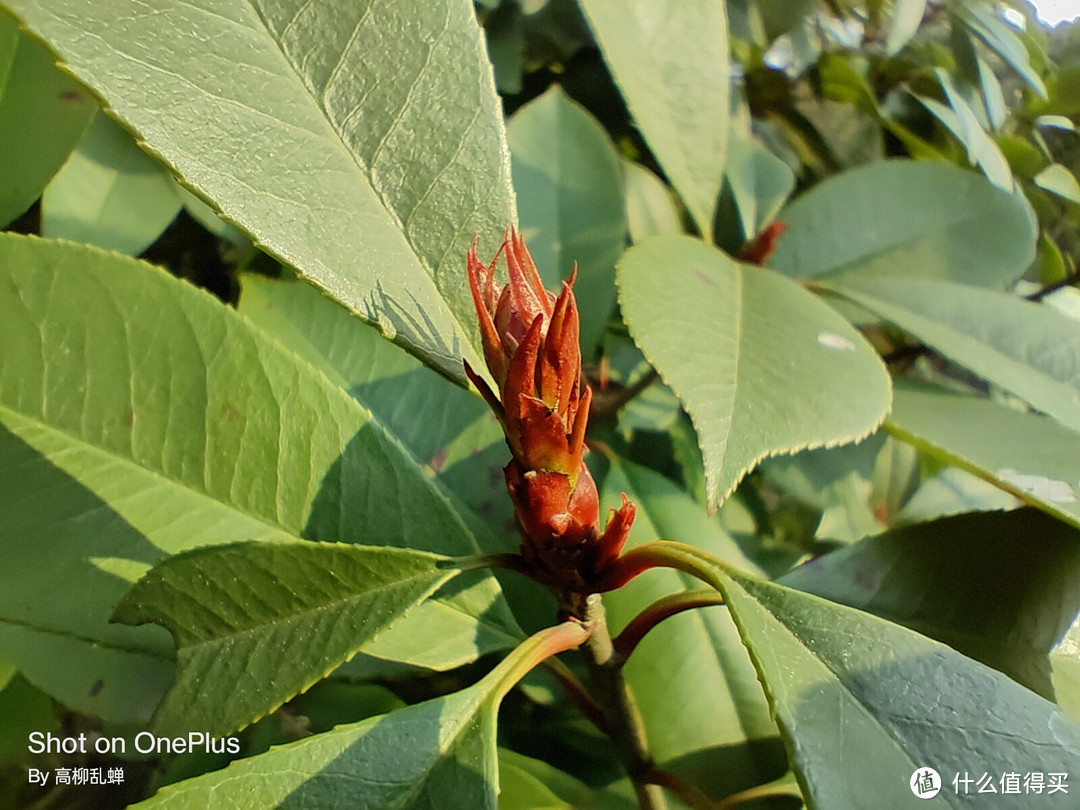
[1,0,1080,807]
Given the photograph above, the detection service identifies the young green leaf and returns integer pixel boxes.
[769,161,1036,288]
[129,622,591,809]
[0,234,517,722]
[4,0,516,382]
[617,234,891,510]
[886,381,1080,530]
[508,86,626,354]
[112,541,458,736]
[578,0,728,241]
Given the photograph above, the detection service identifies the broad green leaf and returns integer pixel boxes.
[617,235,891,509]
[0,12,95,226]
[780,509,1080,700]
[1035,163,1080,205]
[508,87,626,354]
[769,161,1036,288]
[824,276,1080,433]
[623,159,681,244]
[235,275,513,550]
[953,4,1048,100]
[113,541,457,736]
[498,749,636,810]
[703,558,1080,809]
[628,542,1080,807]
[0,234,514,722]
[578,0,728,241]
[4,0,516,382]
[600,460,784,800]
[41,113,182,255]
[723,135,795,242]
[886,381,1080,530]
[886,0,926,55]
[132,622,590,810]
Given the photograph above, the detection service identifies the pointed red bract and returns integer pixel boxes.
[464,228,636,590]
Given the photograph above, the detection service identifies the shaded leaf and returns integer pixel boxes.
[508,86,626,354]
[497,748,636,809]
[886,381,1080,530]
[600,460,784,800]
[41,113,182,254]
[0,234,514,721]
[132,622,590,809]
[0,11,95,226]
[4,0,516,381]
[623,159,681,244]
[578,0,728,240]
[617,235,891,509]
[824,276,1080,433]
[780,509,1080,699]
[113,541,458,736]
[723,135,795,242]
[770,161,1036,288]
[635,544,1080,808]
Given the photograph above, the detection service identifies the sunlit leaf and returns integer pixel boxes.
[4,0,516,381]
[618,235,891,509]
[579,0,728,240]
[113,541,458,736]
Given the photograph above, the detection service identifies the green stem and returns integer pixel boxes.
[564,592,668,810]
[614,589,726,661]
[484,619,594,705]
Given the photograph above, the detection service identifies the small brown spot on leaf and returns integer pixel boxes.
[89,680,104,697]
[696,270,716,288]
[428,447,449,474]
[58,90,84,103]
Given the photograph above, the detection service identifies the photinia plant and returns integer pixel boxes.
[1,1,1080,808]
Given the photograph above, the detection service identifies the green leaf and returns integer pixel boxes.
[723,135,795,241]
[617,235,891,510]
[780,509,1080,700]
[1035,163,1080,205]
[0,234,513,722]
[508,86,626,354]
[1052,618,1080,723]
[953,4,1048,100]
[707,559,1080,808]
[131,622,589,809]
[41,113,182,255]
[497,748,636,809]
[885,381,1080,530]
[114,541,457,736]
[769,161,1036,288]
[0,11,96,227]
[578,0,728,241]
[4,0,516,382]
[623,159,681,244]
[886,0,926,56]
[824,276,1080,433]
[922,69,1012,190]
[600,460,785,800]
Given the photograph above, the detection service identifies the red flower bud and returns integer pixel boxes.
[464,228,635,589]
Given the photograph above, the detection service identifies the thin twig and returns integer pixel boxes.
[613,589,726,661]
